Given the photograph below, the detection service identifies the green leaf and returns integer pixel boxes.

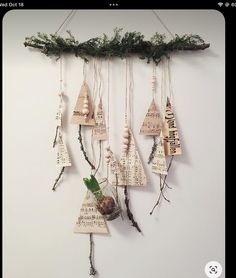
[83,175,101,193]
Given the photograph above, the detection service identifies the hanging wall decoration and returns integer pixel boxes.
[163,97,182,156]
[92,61,108,141]
[24,10,210,276]
[151,131,168,175]
[71,82,95,126]
[52,58,72,191]
[74,190,109,234]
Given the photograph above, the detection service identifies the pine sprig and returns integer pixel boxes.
[24,29,210,65]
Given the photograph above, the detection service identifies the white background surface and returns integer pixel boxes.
[3,10,225,278]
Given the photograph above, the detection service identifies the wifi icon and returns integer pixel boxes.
[218,2,223,6]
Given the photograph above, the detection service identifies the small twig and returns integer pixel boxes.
[94,141,102,177]
[124,186,142,233]
[52,166,65,191]
[160,175,172,189]
[148,136,157,164]
[115,174,124,220]
[159,174,170,202]
[78,125,95,170]
[150,155,174,215]
[53,126,59,148]
[89,233,97,276]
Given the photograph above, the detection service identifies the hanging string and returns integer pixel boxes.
[128,58,134,129]
[55,10,76,35]
[160,59,166,118]
[83,60,87,83]
[152,61,157,100]
[91,60,97,174]
[92,59,99,104]
[59,57,63,92]
[151,10,175,39]
[98,59,102,100]
[167,56,174,103]
[125,58,128,125]
[106,58,111,180]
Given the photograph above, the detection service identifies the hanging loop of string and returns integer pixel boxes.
[151,10,175,39]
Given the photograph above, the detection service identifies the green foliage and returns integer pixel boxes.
[24,29,210,65]
[83,175,103,199]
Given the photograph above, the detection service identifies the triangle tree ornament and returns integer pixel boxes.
[140,99,162,136]
[71,82,96,126]
[113,58,147,233]
[115,129,147,187]
[163,97,182,156]
[52,58,72,191]
[151,131,168,175]
[74,190,109,276]
[92,98,107,141]
[150,60,182,216]
[74,190,109,234]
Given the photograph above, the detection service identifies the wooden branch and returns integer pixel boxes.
[89,233,97,276]
[124,186,142,233]
[53,126,59,148]
[24,30,210,64]
[78,125,95,170]
[148,136,157,164]
[149,155,174,215]
[52,166,65,191]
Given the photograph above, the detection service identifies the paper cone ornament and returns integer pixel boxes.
[163,97,182,156]
[92,99,107,141]
[152,131,168,175]
[70,82,95,126]
[56,133,72,167]
[74,191,109,234]
[140,99,162,136]
[114,130,147,186]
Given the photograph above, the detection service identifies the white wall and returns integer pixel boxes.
[3,10,225,278]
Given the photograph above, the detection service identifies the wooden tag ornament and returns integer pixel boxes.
[151,131,168,175]
[163,97,182,156]
[140,99,162,136]
[92,99,107,141]
[71,82,96,126]
[56,132,72,167]
[74,191,109,234]
[114,129,147,186]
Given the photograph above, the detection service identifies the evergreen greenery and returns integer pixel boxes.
[24,28,210,64]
